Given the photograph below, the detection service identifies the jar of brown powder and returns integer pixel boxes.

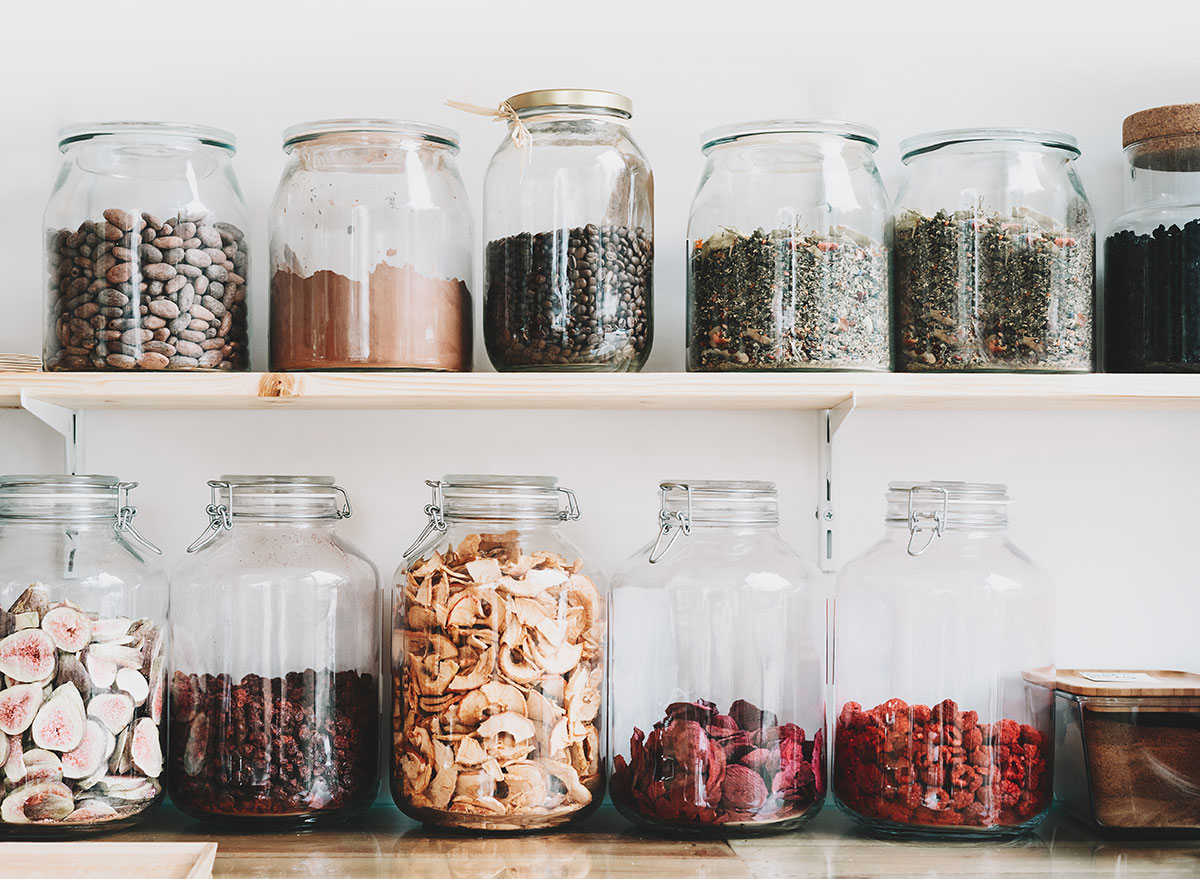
[269,120,473,371]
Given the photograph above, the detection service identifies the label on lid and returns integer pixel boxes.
[1080,671,1156,683]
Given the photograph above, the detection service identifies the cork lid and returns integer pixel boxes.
[1122,104,1200,170]
[1057,669,1200,697]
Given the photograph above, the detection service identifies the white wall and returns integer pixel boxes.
[1,0,1198,670]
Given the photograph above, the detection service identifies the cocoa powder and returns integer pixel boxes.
[269,263,471,370]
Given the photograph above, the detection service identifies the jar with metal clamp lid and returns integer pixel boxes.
[0,475,167,836]
[391,475,605,831]
[608,481,825,834]
[832,481,1055,839]
[168,476,379,828]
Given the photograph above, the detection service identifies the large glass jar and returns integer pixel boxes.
[1106,104,1200,371]
[688,121,891,372]
[392,475,605,831]
[609,481,825,835]
[44,122,250,372]
[482,90,653,371]
[833,482,1055,839]
[168,477,379,829]
[0,476,166,836]
[893,129,1095,372]
[269,120,473,372]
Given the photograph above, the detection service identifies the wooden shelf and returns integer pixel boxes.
[4,371,1200,411]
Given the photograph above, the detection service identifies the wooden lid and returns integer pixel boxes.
[1123,103,1200,147]
[1057,669,1200,697]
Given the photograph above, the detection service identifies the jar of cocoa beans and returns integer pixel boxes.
[392,475,605,831]
[608,481,825,835]
[480,90,653,371]
[269,120,473,371]
[833,482,1055,839]
[0,476,167,836]
[44,122,250,372]
[169,477,379,829]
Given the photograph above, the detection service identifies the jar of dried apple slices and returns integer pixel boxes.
[391,475,605,831]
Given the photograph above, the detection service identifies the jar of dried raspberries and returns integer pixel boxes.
[0,476,167,836]
[392,475,605,831]
[688,120,891,372]
[893,129,1095,372]
[833,482,1055,839]
[609,481,825,835]
[169,477,380,829]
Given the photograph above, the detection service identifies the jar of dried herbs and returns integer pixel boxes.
[893,129,1095,372]
[688,120,891,371]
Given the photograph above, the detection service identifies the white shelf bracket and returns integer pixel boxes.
[816,392,856,573]
[20,392,86,475]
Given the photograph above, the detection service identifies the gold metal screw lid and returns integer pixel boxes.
[505,89,633,117]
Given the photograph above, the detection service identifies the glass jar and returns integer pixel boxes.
[482,90,653,371]
[687,121,891,372]
[0,476,166,835]
[608,481,825,835]
[44,122,250,372]
[833,482,1055,839]
[392,475,605,831]
[269,119,473,372]
[1106,104,1200,372]
[893,129,1095,372]
[168,476,379,828]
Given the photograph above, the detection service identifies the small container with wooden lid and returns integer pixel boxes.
[1055,670,1200,834]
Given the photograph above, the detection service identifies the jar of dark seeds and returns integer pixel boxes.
[688,120,891,371]
[892,129,1095,372]
[1106,104,1200,372]
[482,90,653,371]
[44,123,250,372]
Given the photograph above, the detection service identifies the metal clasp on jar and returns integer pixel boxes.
[403,480,448,559]
[113,480,162,555]
[185,480,235,553]
[648,482,693,564]
[906,484,948,556]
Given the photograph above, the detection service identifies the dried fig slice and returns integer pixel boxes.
[31,691,86,752]
[89,617,133,643]
[22,750,64,785]
[64,799,119,823]
[116,668,149,706]
[0,731,6,766]
[0,683,43,735]
[13,612,40,631]
[0,629,57,682]
[2,781,74,823]
[56,653,93,703]
[88,692,134,735]
[148,657,164,724]
[8,585,50,618]
[4,735,24,783]
[41,605,93,653]
[130,717,162,778]
[85,651,118,689]
[62,721,110,780]
[87,643,142,669]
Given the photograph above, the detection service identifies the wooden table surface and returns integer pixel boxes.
[79,804,1199,878]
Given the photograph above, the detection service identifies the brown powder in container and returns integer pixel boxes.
[270,263,471,371]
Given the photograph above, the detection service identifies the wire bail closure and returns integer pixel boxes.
[404,480,448,559]
[186,480,234,553]
[649,482,693,564]
[113,481,161,555]
[906,484,948,556]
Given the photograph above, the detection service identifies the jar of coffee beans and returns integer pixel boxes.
[892,129,1095,372]
[688,120,891,372]
[44,123,250,372]
[482,90,653,371]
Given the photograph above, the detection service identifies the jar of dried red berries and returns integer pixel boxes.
[833,482,1055,839]
[392,475,605,831]
[608,481,825,835]
[168,477,380,829]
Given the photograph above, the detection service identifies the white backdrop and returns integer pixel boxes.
[1,0,1198,670]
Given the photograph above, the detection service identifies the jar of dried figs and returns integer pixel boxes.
[392,475,605,831]
[480,89,653,371]
[608,481,825,835]
[44,123,250,372]
[893,129,1095,372]
[269,119,473,371]
[0,476,167,836]
[169,477,379,829]
[688,120,891,372]
[833,482,1055,839]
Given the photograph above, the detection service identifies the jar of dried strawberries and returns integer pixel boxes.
[833,482,1055,839]
[168,477,380,829]
[608,481,825,835]
[392,475,605,831]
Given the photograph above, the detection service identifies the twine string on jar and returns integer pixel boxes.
[446,99,631,153]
